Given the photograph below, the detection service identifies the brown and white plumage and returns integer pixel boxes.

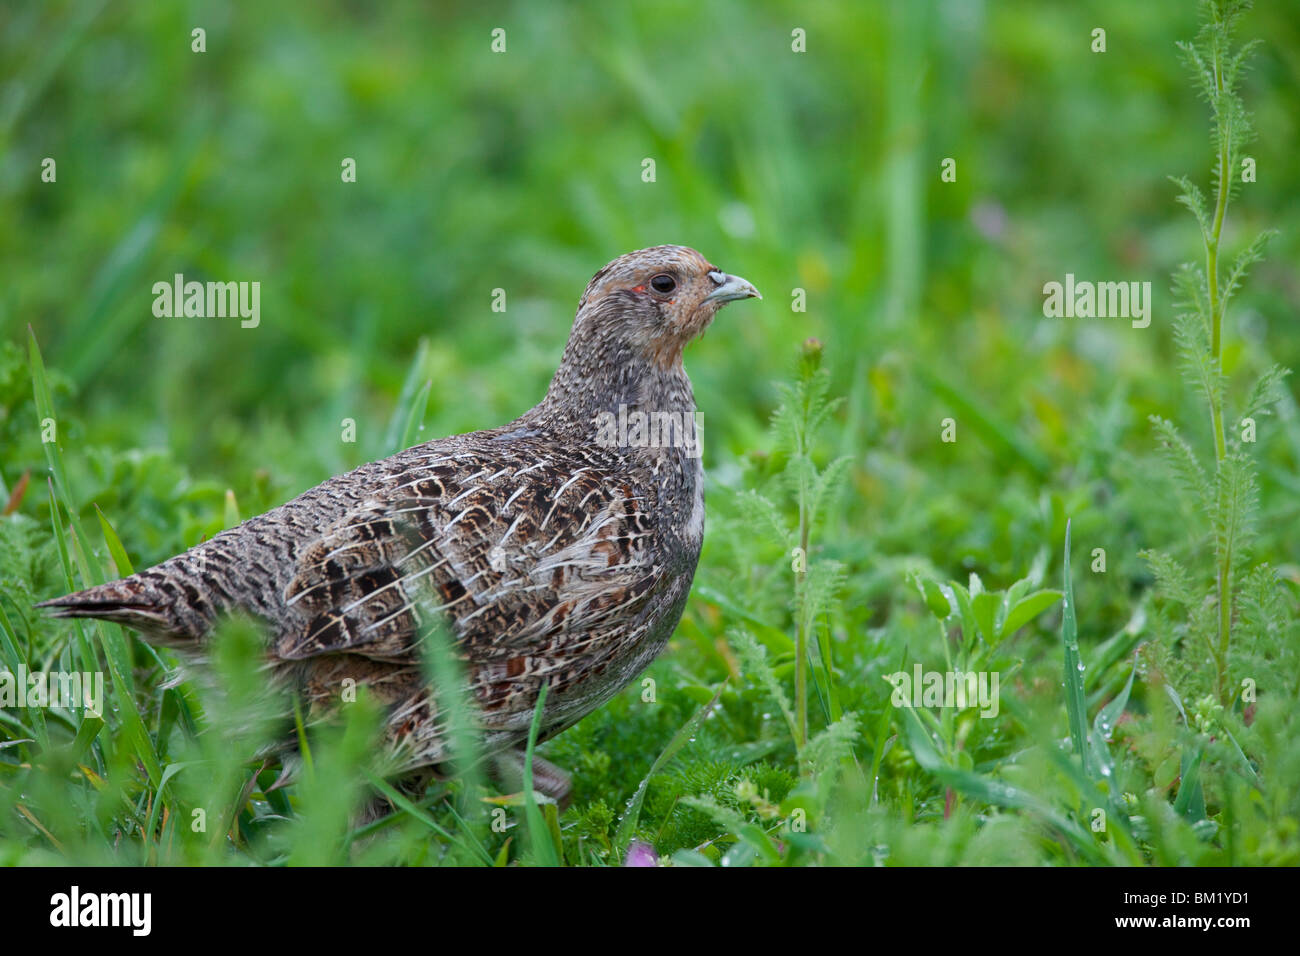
[38,245,761,792]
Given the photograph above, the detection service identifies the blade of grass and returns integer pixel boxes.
[1173,746,1206,821]
[383,338,431,453]
[144,761,194,857]
[95,505,134,576]
[815,611,842,723]
[68,710,104,763]
[1061,519,1094,778]
[521,684,559,866]
[1087,661,1136,787]
[398,380,433,453]
[869,649,906,806]
[998,692,1143,862]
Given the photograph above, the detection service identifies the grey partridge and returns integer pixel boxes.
[38,245,761,799]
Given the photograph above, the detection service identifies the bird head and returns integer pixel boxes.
[572,245,761,370]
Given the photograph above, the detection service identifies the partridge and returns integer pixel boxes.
[39,245,761,799]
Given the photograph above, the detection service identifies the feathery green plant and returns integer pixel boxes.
[767,338,851,748]
[1146,0,1285,707]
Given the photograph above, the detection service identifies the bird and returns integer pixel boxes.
[38,244,761,804]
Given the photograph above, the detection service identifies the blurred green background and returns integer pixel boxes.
[4,1,1297,571]
[1,0,1298,865]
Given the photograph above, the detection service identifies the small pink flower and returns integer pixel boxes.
[624,841,658,867]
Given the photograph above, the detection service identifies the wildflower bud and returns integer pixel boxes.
[799,337,824,377]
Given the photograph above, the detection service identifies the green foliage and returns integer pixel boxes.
[767,339,851,745]
[1145,0,1287,708]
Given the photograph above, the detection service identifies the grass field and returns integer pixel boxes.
[1,0,1298,866]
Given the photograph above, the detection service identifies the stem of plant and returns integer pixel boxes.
[1206,49,1232,705]
[795,422,810,751]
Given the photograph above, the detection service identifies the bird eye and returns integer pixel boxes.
[649,274,677,294]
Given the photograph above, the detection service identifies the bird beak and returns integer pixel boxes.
[704,270,762,304]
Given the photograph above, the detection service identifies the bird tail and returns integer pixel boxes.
[36,578,180,638]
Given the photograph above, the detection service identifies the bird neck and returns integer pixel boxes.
[528,345,702,463]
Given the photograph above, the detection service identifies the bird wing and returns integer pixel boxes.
[276,450,666,680]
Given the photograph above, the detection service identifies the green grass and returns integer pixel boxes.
[1,0,1298,866]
